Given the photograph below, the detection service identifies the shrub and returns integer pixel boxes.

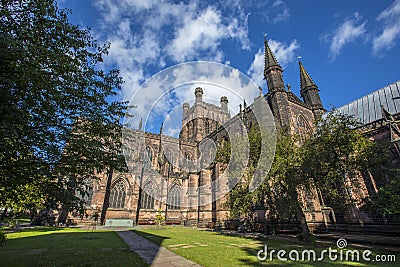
[154,209,165,227]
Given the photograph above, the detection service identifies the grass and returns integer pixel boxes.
[133,226,399,267]
[0,227,148,267]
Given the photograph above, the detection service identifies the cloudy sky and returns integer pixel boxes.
[61,0,400,135]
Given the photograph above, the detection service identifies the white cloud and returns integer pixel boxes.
[164,126,181,138]
[272,0,290,24]
[89,1,299,133]
[247,39,300,88]
[372,0,400,55]
[167,6,250,62]
[239,0,290,24]
[123,62,261,131]
[377,0,400,20]
[89,0,255,132]
[167,7,224,62]
[124,0,159,10]
[269,39,300,66]
[323,12,367,61]
[247,47,265,88]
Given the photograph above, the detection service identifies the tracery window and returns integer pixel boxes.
[167,184,181,210]
[143,146,152,169]
[205,119,210,134]
[297,114,311,140]
[165,149,174,166]
[141,182,158,210]
[183,152,192,169]
[187,121,192,138]
[109,180,127,208]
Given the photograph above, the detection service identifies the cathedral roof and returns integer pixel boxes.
[335,81,400,125]
[286,91,311,109]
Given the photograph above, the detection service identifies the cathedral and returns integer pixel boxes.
[82,39,400,229]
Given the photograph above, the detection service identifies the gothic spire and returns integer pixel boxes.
[299,58,317,91]
[264,38,281,72]
[298,58,325,120]
[263,36,285,93]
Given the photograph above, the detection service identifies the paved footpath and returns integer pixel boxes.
[117,230,202,267]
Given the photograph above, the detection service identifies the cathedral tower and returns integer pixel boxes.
[263,38,290,126]
[180,87,230,142]
[299,60,325,120]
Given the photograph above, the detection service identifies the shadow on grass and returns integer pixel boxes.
[132,228,170,246]
[1,230,148,266]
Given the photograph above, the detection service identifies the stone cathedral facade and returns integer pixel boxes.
[80,39,385,228]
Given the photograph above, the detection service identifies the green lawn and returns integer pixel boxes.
[0,227,148,267]
[134,226,399,267]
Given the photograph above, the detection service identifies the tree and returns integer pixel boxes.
[264,128,313,239]
[218,113,389,241]
[300,113,374,210]
[0,0,127,215]
[217,127,258,225]
[364,140,400,222]
[216,125,275,231]
[217,125,311,237]
[365,177,400,222]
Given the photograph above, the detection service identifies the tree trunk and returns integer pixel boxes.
[293,191,312,241]
[100,167,113,225]
[0,208,7,221]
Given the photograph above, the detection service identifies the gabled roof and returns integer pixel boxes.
[287,91,310,109]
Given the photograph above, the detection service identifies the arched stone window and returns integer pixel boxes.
[165,149,174,166]
[109,180,127,209]
[297,114,311,140]
[205,119,210,135]
[187,121,192,138]
[183,152,192,169]
[167,184,181,210]
[141,181,158,210]
[143,146,152,169]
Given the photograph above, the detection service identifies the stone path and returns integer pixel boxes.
[116,230,202,267]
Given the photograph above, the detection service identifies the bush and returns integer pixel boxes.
[154,209,165,227]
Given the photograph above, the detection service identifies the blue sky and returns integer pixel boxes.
[60,0,400,135]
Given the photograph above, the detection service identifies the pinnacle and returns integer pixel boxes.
[299,60,317,90]
[264,39,281,70]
